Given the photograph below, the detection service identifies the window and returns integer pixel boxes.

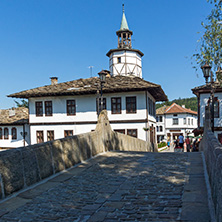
[127,129,137,138]
[126,97,136,113]
[214,97,219,118]
[36,101,43,116]
[156,126,159,132]
[111,97,121,114]
[64,130,73,138]
[159,116,163,122]
[173,118,178,125]
[4,128,9,139]
[183,118,186,125]
[148,97,156,117]
[47,130,54,141]
[97,98,106,114]
[45,101,52,116]
[156,116,159,122]
[36,131,44,143]
[208,97,220,118]
[11,128,17,140]
[160,126,163,132]
[0,128,2,139]
[114,129,125,134]
[191,119,193,125]
[188,118,190,125]
[117,57,121,63]
[67,100,76,116]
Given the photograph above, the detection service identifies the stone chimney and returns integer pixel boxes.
[50,77,58,85]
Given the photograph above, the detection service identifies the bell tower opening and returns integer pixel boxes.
[116,4,133,49]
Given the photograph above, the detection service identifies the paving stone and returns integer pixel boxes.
[0,151,211,221]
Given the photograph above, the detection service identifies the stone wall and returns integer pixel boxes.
[200,106,222,221]
[0,111,155,200]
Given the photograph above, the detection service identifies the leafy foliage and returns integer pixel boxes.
[14,99,29,108]
[192,0,222,73]
[158,142,167,148]
[156,97,198,111]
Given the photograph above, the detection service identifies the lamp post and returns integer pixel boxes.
[201,62,215,132]
[98,70,107,115]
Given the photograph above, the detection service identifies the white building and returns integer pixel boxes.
[156,103,197,142]
[192,74,222,142]
[7,6,167,146]
[0,107,30,149]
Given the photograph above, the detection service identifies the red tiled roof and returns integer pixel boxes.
[165,103,197,115]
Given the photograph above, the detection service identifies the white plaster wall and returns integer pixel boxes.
[30,122,147,144]
[109,50,142,78]
[165,113,197,130]
[156,115,166,135]
[30,124,97,144]
[29,91,147,123]
[199,93,222,127]
[0,124,30,148]
[28,91,158,144]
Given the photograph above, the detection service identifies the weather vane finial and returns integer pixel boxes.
[122,4,124,13]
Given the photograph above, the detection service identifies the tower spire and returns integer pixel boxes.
[120,4,129,31]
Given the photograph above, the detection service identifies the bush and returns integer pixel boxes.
[158,142,167,148]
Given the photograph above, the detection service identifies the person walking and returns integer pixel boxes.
[185,136,191,152]
[178,133,184,151]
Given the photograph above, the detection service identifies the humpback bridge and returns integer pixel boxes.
[0,110,221,221]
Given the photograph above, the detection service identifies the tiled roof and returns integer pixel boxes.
[192,82,222,95]
[156,106,170,115]
[8,75,168,102]
[165,103,197,115]
[0,107,28,125]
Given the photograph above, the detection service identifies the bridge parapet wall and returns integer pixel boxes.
[201,106,222,221]
[0,111,154,200]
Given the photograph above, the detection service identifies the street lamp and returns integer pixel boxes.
[201,62,215,132]
[98,70,107,115]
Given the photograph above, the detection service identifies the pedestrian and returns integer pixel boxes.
[167,141,170,147]
[185,136,191,152]
[174,138,179,148]
[192,139,197,152]
[178,133,184,151]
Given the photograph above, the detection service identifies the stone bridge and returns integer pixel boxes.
[0,110,220,221]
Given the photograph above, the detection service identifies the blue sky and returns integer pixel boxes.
[0,0,213,109]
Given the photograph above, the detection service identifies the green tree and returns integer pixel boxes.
[14,99,28,108]
[193,0,222,73]
[156,97,198,111]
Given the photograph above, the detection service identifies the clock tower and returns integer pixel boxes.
[106,4,144,78]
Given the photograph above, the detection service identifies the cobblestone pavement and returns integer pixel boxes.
[0,151,210,221]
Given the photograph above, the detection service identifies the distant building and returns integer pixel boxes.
[156,103,197,142]
[7,5,167,146]
[0,107,29,149]
[192,70,222,141]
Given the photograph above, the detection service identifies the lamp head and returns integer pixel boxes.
[201,62,211,83]
[98,70,107,83]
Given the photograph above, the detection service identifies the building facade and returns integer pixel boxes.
[156,103,197,142]
[7,6,167,146]
[0,107,30,149]
[192,74,222,142]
